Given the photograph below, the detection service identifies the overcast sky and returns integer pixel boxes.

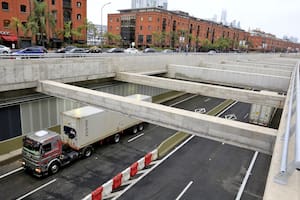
[87,0,300,40]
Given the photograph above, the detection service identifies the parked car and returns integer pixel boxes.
[13,46,48,55]
[124,48,140,54]
[106,48,124,53]
[143,48,157,53]
[162,49,174,53]
[67,48,89,54]
[55,45,76,53]
[89,46,102,53]
[0,45,11,54]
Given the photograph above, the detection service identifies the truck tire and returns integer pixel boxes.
[138,123,144,131]
[114,133,120,143]
[49,162,60,175]
[83,147,93,158]
[132,126,138,134]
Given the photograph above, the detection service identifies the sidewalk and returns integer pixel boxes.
[0,149,22,166]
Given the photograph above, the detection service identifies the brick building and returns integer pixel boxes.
[0,0,87,48]
[108,7,300,52]
[108,7,249,50]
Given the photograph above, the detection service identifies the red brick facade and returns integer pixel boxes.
[108,8,300,51]
[0,0,87,48]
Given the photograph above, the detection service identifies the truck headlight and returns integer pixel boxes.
[35,168,42,174]
[22,161,25,166]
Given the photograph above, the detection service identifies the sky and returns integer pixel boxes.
[87,0,300,40]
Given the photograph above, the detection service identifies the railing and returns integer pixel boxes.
[275,62,300,184]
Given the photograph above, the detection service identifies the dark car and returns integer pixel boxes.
[143,48,157,53]
[106,48,124,53]
[13,46,48,55]
[55,45,76,53]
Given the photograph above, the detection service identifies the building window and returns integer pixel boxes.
[52,0,55,5]
[148,16,152,21]
[2,2,8,10]
[20,5,26,12]
[140,26,143,30]
[140,17,143,21]
[22,22,27,27]
[110,26,112,31]
[77,14,81,20]
[110,18,113,22]
[116,26,119,30]
[146,35,152,44]
[116,18,119,22]
[148,25,152,31]
[138,35,143,43]
[77,2,81,7]
[3,20,10,28]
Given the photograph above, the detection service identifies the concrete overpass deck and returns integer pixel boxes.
[0,53,299,199]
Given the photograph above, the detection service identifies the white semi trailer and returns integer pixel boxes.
[22,94,151,177]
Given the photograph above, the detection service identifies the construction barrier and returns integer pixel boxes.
[130,162,138,177]
[112,173,123,190]
[102,180,113,196]
[121,167,131,182]
[137,157,145,170]
[144,153,152,167]
[92,186,103,200]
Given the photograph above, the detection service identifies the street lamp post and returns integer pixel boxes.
[101,2,111,49]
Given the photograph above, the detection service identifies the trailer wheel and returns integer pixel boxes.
[49,162,60,174]
[84,147,93,158]
[138,123,144,131]
[132,126,138,134]
[114,133,120,143]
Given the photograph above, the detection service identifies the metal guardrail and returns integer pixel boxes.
[275,62,300,184]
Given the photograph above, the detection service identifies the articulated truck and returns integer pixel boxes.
[22,94,151,177]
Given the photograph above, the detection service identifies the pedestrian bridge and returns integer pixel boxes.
[1,53,299,199]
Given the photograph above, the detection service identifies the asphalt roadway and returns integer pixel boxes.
[0,94,271,199]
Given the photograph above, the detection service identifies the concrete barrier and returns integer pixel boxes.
[157,132,190,159]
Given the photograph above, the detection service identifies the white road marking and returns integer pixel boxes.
[175,181,194,200]
[169,94,198,107]
[0,167,23,179]
[243,113,249,119]
[235,151,259,200]
[127,133,144,143]
[216,101,238,117]
[16,179,57,200]
[204,98,211,102]
[111,135,195,200]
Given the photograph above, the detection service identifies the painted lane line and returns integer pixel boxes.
[243,113,249,119]
[16,179,57,200]
[169,94,198,107]
[175,181,193,200]
[0,167,24,179]
[204,98,211,102]
[235,151,259,200]
[128,133,145,143]
[216,101,238,117]
[111,135,195,200]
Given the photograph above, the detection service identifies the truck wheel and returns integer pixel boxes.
[84,147,93,158]
[114,133,120,143]
[138,123,144,131]
[133,126,138,134]
[49,162,60,174]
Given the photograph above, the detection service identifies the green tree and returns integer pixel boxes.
[200,39,213,52]
[214,37,232,52]
[152,31,166,47]
[9,17,25,48]
[103,32,121,46]
[87,21,98,42]
[25,0,56,46]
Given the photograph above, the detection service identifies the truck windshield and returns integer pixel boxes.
[23,137,40,152]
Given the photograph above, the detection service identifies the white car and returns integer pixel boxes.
[124,48,140,54]
[0,45,11,54]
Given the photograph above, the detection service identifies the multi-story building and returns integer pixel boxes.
[132,0,168,9]
[108,7,300,52]
[0,0,87,48]
[108,7,248,50]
